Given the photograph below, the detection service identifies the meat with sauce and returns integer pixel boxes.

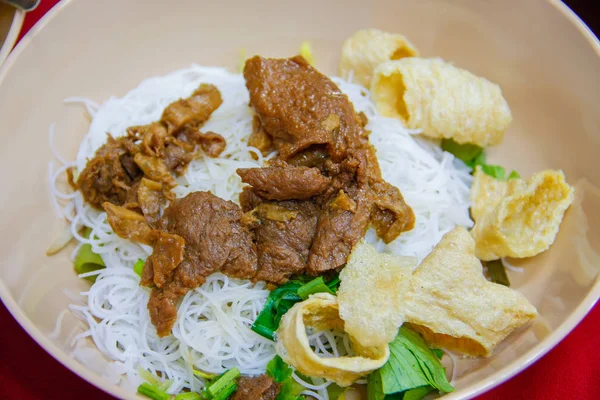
[237,161,330,201]
[85,57,416,337]
[76,135,141,209]
[243,56,415,274]
[231,375,280,400]
[244,55,367,162]
[240,188,319,284]
[75,84,225,212]
[146,192,257,336]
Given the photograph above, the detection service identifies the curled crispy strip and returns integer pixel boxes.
[371,58,512,147]
[275,293,389,386]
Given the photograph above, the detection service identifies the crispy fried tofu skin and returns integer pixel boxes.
[275,293,389,386]
[470,168,574,261]
[403,227,538,356]
[339,29,419,88]
[371,58,512,147]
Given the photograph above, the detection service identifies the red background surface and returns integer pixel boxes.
[2,1,599,399]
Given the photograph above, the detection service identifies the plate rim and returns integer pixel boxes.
[0,6,25,66]
[0,0,598,399]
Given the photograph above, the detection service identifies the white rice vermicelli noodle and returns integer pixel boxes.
[49,65,472,396]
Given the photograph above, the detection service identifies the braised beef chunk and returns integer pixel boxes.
[286,145,329,169]
[142,231,186,288]
[237,162,330,201]
[244,55,365,161]
[248,197,319,284]
[370,180,415,243]
[242,56,415,275]
[231,375,280,400]
[248,116,274,158]
[147,282,189,338]
[158,192,258,284]
[141,192,258,336]
[307,150,372,274]
[78,57,417,338]
[76,84,225,212]
[76,135,141,209]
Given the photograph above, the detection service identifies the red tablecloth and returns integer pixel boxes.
[3,1,599,399]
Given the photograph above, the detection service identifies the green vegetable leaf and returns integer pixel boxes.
[212,381,237,400]
[486,259,510,287]
[480,164,506,180]
[297,276,334,299]
[431,349,444,360]
[402,385,435,400]
[441,139,483,164]
[442,138,519,181]
[466,150,487,169]
[193,369,217,381]
[379,327,454,396]
[327,383,350,400]
[252,275,339,340]
[251,281,303,340]
[367,371,386,400]
[134,259,146,278]
[326,276,341,294]
[508,170,520,180]
[266,356,305,400]
[266,355,294,383]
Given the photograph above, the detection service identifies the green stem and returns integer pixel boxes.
[174,392,202,400]
[212,381,237,400]
[137,383,171,400]
[206,368,240,398]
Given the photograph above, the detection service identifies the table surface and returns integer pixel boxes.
[2,0,599,399]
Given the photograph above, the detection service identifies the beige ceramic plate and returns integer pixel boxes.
[0,3,24,66]
[0,0,599,398]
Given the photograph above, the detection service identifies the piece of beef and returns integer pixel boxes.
[237,162,330,201]
[307,150,372,274]
[231,375,280,400]
[76,136,141,209]
[158,192,258,285]
[247,116,274,158]
[141,231,185,288]
[143,192,258,336]
[77,84,225,213]
[370,180,416,243]
[241,191,319,284]
[163,143,194,175]
[147,282,189,338]
[286,145,329,169]
[244,56,366,161]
